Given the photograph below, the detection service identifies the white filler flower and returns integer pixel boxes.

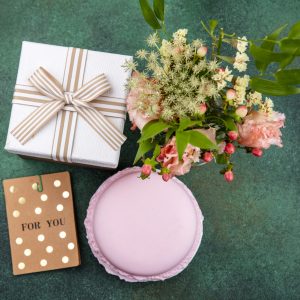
[237,36,248,53]
[233,52,250,72]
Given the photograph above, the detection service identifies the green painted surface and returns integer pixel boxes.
[0,1,299,299]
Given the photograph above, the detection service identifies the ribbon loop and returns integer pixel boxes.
[11,67,126,151]
[29,67,65,100]
[73,74,111,102]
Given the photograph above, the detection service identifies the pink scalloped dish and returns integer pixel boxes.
[84,167,204,282]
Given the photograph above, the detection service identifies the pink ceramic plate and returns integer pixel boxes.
[84,167,204,282]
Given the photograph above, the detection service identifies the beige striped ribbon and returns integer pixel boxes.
[11,51,127,158]
[12,85,127,118]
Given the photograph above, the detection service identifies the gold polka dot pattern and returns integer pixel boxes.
[3,171,80,275]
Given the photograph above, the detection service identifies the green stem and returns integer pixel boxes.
[200,20,214,38]
[227,36,280,44]
[162,22,167,34]
[217,28,224,55]
[223,32,236,37]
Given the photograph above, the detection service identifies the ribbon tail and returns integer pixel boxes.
[11,100,65,145]
[75,103,126,151]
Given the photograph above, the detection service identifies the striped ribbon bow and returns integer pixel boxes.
[11,67,126,150]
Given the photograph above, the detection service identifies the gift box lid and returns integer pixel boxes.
[5,41,132,168]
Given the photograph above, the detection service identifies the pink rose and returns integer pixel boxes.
[126,72,159,130]
[157,136,200,176]
[237,111,285,149]
[157,128,218,176]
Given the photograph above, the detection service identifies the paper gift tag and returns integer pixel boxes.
[3,171,80,275]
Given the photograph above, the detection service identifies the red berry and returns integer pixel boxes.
[224,170,234,182]
[199,103,207,114]
[252,148,263,157]
[224,143,235,154]
[141,164,152,176]
[197,46,207,57]
[235,106,248,118]
[162,173,171,182]
[226,89,236,100]
[228,131,238,141]
[203,152,213,162]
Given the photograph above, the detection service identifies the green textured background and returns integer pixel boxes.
[0,1,299,299]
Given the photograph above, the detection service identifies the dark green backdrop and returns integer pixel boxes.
[0,1,299,299]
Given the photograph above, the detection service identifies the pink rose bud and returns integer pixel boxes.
[252,148,263,157]
[199,103,207,114]
[203,152,213,162]
[162,173,171,182]
[235,106,248,118]
[218,67,225,73]
[197,46,208,57]
[224,143,235,154]
[228,131,238,140]
[224,170,234,182]
[226,89,236,100]
[141,164,152,176]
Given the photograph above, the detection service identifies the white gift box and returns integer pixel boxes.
[5,41,132,168]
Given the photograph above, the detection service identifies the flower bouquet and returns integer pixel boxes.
[125,0,300,182]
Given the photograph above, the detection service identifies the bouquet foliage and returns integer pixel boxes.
[124,0,300,182]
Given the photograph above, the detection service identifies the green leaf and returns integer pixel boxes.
[216,55,235,64]
[188,130,218,150]
[278,41,299,68]
[153,144,161,158]
[216,153,228,165]
[139,0,162,29]
[153,0,164,21]
[275,69,300,85]
[178,117,202,131]
[250,43,290,64]
[223,116,237,131]
[200,20,211,37]
[134,139,155,164]
[261,24,287,50]
[165,128,174,143]
[288,21,300,38]
[279,38,300,55]
[250,77,300,96]
[209,19,218,35]
[280,53,296,69]
[139,120,169,142]
[254,24,287,72]
[176,131,190,159]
